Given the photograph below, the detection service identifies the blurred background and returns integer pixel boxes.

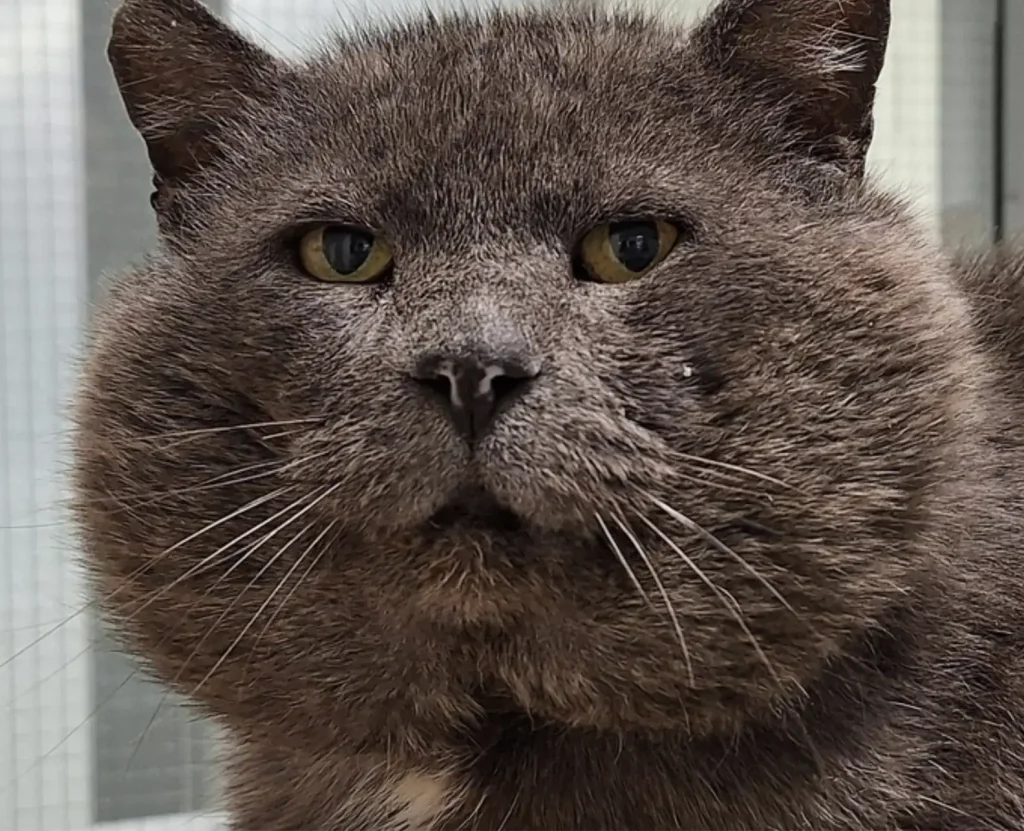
[1,0,1022,829]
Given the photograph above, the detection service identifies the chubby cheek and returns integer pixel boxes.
[592,287,719,430]
[227,278,395,410]
[601,347,727,445]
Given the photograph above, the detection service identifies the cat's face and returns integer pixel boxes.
[76,0,979,751]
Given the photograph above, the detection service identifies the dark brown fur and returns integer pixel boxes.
[73,0,1024,827]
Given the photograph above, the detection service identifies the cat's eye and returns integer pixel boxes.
[298,224,393,284]
[577,220,678,284]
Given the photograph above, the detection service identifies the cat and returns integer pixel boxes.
[72,0,1024,828]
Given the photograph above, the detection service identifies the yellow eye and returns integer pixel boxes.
[578,219,678,284]
[298,224,393,284]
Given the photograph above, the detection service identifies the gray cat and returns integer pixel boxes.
[72,0,1024,827]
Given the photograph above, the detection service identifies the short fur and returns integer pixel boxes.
[73,0,1024,827]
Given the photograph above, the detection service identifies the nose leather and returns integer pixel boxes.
[411,352,538,443]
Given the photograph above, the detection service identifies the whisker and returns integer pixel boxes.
[595,514,653,609]
[110,486,304,633]
[2,641,93,708]
[194,490,328,597]
[81,462,288,514]
[190,483,344,698]
[148,427,313,455]
[171,517,319,676]
[121,676,193,776]
[45,415,322,442]
[650,497,800,620]
[110,418,325,456]
[259,428,312,442]
[244,521,339,666]
[139,485,297,567]
[122,495,328,773]
[675,452,797,492]
[0,487,291,674]
[130,417,324,443]
[75,449,331,515]
[610,515,695,687]
[635,513,782,687]
[4,664,142,796]
[674,464,774,500]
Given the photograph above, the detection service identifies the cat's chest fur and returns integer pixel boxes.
[227,608,1024,831]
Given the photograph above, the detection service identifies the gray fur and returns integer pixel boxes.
[73,0,1024,827]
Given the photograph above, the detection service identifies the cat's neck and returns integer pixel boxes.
[225,602,930,830]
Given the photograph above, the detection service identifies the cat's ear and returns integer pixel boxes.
[692,0,891,177]
[108,0,280,221]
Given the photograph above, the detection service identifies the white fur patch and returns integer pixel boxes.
[329,766,458,830]
[390,771,454,829]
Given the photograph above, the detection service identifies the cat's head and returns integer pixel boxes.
[75,0,981,751]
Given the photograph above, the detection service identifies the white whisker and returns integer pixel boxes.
[675,452,795,491]
[191,483,344,697]
[114,486,302,628]
[674,466,769,499]
[125,500,329,771]
[0,487,293,674]
[611,515,695,687]
[5,664,142,794]
[595,514,653,608]
[248,521,339,655]
[125,506,325,774]
[132,417,324,442]
[145,485,295,566]
[636,513,782,687]
[650,497,799,620]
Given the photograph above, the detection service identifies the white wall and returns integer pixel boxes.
[868,0,944,230]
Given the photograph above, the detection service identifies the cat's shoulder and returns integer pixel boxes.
[954,240,1024,376]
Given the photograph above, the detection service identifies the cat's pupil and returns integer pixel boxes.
[323,228,374,274]
[609,221,660,273]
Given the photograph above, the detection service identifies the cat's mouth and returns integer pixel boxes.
[427,486,524,534]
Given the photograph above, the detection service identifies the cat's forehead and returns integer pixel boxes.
[237,14,731,241]
[317,13,684,100]
[314,14,695,156]
[113,0,893,246]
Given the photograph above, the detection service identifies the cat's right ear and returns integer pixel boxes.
[108,0,280,226]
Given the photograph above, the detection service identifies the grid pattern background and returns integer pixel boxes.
[1,2,91,830]
[82,0,223,820]
[1,0,1021,829]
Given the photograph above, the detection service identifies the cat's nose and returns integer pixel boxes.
[411,352,539,443]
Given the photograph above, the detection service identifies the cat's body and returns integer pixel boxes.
[73,0,1024,827]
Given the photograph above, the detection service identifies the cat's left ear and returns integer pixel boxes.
[692,0,891,177]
